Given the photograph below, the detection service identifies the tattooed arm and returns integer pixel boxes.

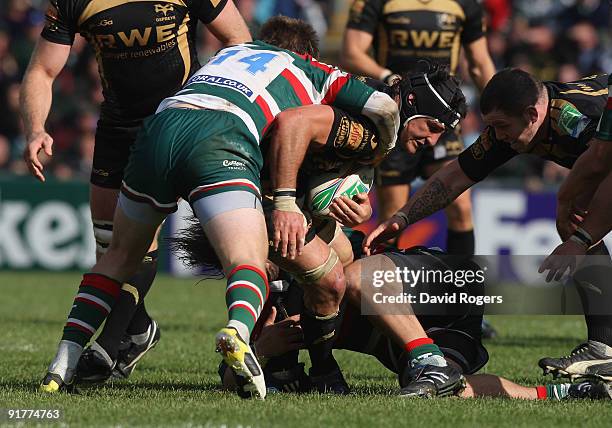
[364,159,475,253]
[398,160,474,224]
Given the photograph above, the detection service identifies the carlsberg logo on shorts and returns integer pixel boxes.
[223,160,246,170]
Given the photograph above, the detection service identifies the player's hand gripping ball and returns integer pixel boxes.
[307,165,374,218]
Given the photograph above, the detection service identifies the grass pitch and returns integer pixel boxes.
[1,272,610,427]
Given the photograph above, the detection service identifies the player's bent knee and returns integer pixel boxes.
[325,264,345,302]
[313,257,346,306]
[343,261,361,302]
[97,246,143,279]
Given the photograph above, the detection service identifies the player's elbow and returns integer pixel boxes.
[339,35,359,70]
[339,47,357,72]
[363,92,400,150]
[275,109,302,128]
[588,141,612,176]
[23,62,56,86]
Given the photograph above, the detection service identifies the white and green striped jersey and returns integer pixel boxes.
[156,40,399,150]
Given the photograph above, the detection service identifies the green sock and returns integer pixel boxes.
[546,383,571,400]
[225,265,269,342]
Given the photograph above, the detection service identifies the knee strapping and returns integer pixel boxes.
[93,220,113,254]
[294,248,339,284]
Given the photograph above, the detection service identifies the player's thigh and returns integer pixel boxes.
[89,121,160,254]
[329,225,354,267]
[343,253,397,305]
[272,235,332,274]
[90,184,120,221]
[89,120,139,220]
[170,110,266,273]
[200,206,268,274]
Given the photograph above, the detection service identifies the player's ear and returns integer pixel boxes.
[524,105,539,124]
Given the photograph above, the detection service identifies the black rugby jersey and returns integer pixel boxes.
[346,0,485,74]
[42,0,228,123]
[458,74,609,182]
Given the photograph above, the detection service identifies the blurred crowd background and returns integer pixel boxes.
[0,0,610,188]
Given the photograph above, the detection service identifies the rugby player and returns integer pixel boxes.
[172,228,612,400]
[365,69,612,381]
[341,0,495,258]
[72,62,469,395]
[540,75,612,282]
[21,0,251,384]
[261,63,469,394]
[38,20,401,399]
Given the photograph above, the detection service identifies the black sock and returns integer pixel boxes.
[585,317,612,347]
[446,229,475,255]
[127,302,152,336]
[96,250,158,359]
[301,308,341,376]
[576,242,612,347]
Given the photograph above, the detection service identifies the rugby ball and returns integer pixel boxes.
[307,166,374,218]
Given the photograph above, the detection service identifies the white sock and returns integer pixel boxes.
[227,320,249,343]
[130,324,151,346]
[410,354,448,368]
[48,340,83,381]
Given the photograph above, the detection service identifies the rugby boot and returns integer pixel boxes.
[566,379,612,400]
[40,372,76,393]
[266,363,312,393]
[399,364,466,398]
[539,340,612,381]
[113,320,161,379]
[309,366,350,395]
[215,327,266,400]
[75,342,114,384]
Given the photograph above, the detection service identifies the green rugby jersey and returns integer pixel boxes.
[157,40,400,150]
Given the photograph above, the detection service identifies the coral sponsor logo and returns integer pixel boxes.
[187,74,253,97]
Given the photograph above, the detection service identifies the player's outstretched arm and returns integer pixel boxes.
[364,159,475,253]
[462,374,538,399]
[540,169,612,282]
[463,37,496,92]
[20,38,70,182]
[268,105,335,259]
[205,0,251,46]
